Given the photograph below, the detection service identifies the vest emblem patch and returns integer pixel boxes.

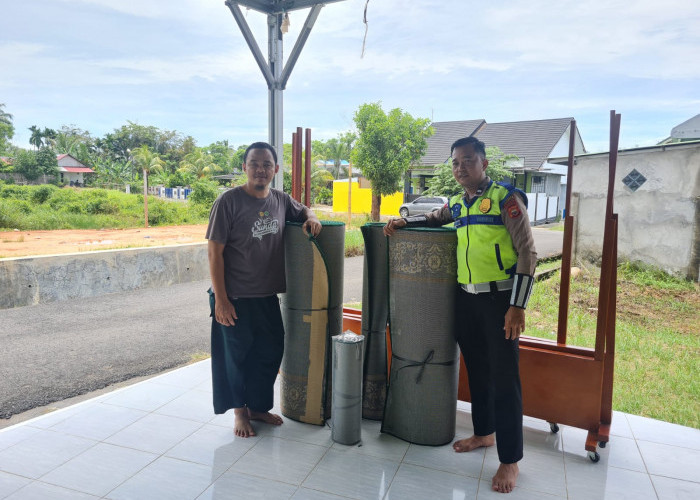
[504,197,521,218]
[478,198,491,214]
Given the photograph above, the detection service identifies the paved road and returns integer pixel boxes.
[0,227,562,425]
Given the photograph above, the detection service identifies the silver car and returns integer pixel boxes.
[398,196,448,217]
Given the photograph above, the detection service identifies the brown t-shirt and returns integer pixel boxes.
[205,187,307,298]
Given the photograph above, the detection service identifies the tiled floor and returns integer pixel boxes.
[1,360,698,499]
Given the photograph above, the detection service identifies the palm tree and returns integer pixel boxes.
[0,103,12,126]
[325,139,347,180]
[28,125,42,150]
[132,145,165,227]
[178,149,218,179]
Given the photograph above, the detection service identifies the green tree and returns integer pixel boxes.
[351,102,433,220]
[14,150,42,181]
[132,145,165,227]
[0,103,14,154]
[325,138,347,180]
[36,147,59,182]
[424,146,518,197]
[179,149,219,179]
[28,125,42,150]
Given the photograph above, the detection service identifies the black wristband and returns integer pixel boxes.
[510,273,534,309]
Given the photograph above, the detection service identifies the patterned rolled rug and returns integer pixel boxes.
[280,221,345,425]
[381,227,460,445]
[360,222,390,420]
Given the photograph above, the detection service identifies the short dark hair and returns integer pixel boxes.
[243,142,278,164]
[450,136,486,158]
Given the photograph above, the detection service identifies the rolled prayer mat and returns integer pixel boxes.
[381,227,460,445]
[280,221,345,425]
[331,331,365,445]
[360,223,389,420]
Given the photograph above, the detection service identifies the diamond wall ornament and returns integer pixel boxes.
[622,169,647,192]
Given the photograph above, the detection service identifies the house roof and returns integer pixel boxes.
[671,113,700,139]
[60,166,95,173]
[421,120,485,165]
[419,117,575,170]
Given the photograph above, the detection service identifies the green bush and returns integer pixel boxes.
[31,185,58,204]
[188,179,219,206]
[1,185,31,199]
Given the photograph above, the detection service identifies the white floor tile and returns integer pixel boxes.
[152,362,211,389]
[218,415,333,448]
[385,463,479,500]
[197,470,297,500]
[637,439,700,482]
[651,474,700,500]
[330,420,409,462]
[231,436,328,486]
[101,381,187,412]
[0,471,32,498]
[610,411,634,439]
[46,403,146,441]
[291,487,350,499]
[484,447,567,498]
[104,413,202,454]
[627,413,700,450]
[165,424,261,476]
[403,440,485,478]
[0,426,41,453]
[476,479,564,499]
[106,456,214,500]
[302,448,399,499]
[4,481,100,499]
[565,462,658,500]
[0,430,95,479]
[39,443,157,497]
[154,389,216,423]
[522,425,563,456]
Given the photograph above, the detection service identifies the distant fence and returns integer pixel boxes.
[526,193,559,225]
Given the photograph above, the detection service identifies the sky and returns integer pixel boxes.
[2,0,699,156]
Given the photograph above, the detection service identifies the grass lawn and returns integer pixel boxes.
[527,261,699,429]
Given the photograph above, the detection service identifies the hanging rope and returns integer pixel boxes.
[361,0,370,58]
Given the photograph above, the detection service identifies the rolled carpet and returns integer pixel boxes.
[381,227,460,445]
[280,221,345,425]
[331,332,365,445]
[360,222,390,420]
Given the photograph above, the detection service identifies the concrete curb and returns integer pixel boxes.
[0,243,209,310]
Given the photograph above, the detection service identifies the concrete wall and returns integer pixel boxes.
[570,142,700,280]
[0,243,209,310]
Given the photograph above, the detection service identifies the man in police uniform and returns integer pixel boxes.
[384,136,536,494]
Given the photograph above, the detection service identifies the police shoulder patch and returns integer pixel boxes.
[504,197,521,218]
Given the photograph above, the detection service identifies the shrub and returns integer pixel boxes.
[188,179,219,207]
[31,185,58,204]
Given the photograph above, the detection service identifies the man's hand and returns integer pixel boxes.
[302,216,322,237]
[383,218,407,236]
[504,306,525,340]
[215,298,238,327]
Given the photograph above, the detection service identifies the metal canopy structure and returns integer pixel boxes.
[225,0,346,188]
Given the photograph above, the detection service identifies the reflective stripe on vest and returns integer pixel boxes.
[450,182,524,284]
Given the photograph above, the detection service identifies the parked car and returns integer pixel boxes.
[398,196,448,217]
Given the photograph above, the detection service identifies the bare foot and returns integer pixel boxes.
[233,408,256,438]
[453,434,495,453]
[492,462,519,493]
[248,408,284,426]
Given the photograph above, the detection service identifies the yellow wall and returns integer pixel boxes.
[332,179,403,216]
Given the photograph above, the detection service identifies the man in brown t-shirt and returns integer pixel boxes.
[206,141,321,438]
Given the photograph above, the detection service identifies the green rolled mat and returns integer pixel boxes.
[381,227,460,445]
[360,222,389,420]
[280,221,345,425]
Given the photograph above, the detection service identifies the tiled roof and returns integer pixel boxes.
[419,117,574,170]
[421,120,485,165]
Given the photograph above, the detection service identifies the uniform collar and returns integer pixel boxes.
[464,177,492,202]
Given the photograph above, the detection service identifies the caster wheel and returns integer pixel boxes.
[599,441,607,449]
[588,451,600,463]
[549,422,559,433]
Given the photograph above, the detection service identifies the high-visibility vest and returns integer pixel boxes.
[449,181,527,284]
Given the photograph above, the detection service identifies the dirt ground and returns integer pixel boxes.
[0,225,209,259]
